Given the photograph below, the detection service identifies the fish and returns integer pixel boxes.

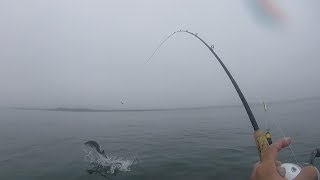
[84,140,108,158]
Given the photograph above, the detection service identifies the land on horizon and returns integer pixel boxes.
[5,96,320,112]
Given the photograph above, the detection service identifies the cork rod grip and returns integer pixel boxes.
[254,130,270,160]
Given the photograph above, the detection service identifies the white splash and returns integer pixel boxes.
[83,146,136,175]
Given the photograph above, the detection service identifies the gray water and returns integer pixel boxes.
[0,99,319,180]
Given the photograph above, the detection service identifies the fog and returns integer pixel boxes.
[1,0,319,109]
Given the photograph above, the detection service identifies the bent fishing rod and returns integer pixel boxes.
[147,30,271,159]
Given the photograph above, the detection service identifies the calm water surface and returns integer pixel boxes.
[0,99,319,180]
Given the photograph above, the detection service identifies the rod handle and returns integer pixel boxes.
[254,130,270,160]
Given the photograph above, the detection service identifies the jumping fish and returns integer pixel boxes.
[84,140,108,158]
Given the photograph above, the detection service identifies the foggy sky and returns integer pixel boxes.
[1,0,319,109]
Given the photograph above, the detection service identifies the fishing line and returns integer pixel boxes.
[145,31,177,64]
[146,30,320,179]
[263,103,298,163]
[146,30,260,131]
[269,114,298,164]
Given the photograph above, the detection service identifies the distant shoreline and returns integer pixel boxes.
[13,107,183,112]
[5,96,320,113]
[12,106,232,112]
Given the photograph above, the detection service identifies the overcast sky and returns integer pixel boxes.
[0,0,319,109]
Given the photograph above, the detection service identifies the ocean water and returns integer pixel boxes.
[0,99,319,180]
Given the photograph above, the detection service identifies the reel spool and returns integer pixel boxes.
[281,163,301,180]
[278,148,320,179]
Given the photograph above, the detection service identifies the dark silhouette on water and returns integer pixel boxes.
[84,141,125,178]
[84,140,108,158]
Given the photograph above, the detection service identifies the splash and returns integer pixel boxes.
[83,145,137,177]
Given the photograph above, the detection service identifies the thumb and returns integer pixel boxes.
[262,137,291,162]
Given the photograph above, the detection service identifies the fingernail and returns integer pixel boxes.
[284,137,291,141]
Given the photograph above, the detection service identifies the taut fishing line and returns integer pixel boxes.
[146,30,259,131]
[273,119,298,164]
[146,30,320,179]
[263,103,298,163]
[145,31,177,64]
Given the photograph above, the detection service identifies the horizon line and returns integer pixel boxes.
[3,96,320,112]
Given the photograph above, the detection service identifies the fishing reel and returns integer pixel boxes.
[280,148,320,179]
[309,148,320,165]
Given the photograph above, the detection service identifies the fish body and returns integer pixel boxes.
[85,141,108,158]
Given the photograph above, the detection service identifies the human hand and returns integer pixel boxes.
[250,137,318,180]
[250,137,291,180]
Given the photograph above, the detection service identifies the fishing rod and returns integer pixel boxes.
[147,30,270,159]
[147,30,320,179]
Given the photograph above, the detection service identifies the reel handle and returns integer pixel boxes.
[254,130,270,160]
[314,148,320,157]
[310,148,320,165]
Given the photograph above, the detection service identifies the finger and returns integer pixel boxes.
[277,166,286,177]
[262,137,291,162]
[275,160,282,167]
